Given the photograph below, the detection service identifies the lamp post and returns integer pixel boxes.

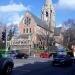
[6,25,8,52]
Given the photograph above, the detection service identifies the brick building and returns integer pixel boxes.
[10,0,56,54]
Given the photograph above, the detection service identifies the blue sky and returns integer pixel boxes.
[0,0,75,27]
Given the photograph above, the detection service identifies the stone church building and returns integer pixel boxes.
[10,0,56,54]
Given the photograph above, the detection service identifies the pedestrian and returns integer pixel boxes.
[34,53,35,58]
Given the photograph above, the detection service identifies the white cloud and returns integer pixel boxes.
[7,14,23,25]
[0,3,30,12]
[56,24,62,27]
[0,3,31,25]
[57,0,75,10]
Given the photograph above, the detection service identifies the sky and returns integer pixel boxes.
[0,0,75,27]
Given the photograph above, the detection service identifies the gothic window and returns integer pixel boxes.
[23,29,25,33]
[50,10,52,13]
[29,18,31,24]
[21,41,23,44]
[46,11,48,17]
[26,28,28,33]
[24,17,31,25]
[30,28,31,33]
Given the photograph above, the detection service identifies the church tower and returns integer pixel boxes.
[41,0,55,33]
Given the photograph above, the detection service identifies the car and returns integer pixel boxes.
[71,57,75,63]
[52,55,73,66]
[16,53,29,59]
[9,50,18,59]
[0,53,14,75]
[9,50,29,59]
[40,53,49,58]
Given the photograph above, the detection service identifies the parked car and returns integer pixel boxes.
[40,53,49,58]
[16,53,29,59]
[9,50,29,59]
[0,53,14,75]
[7,50,18,59]
[71,57,75,63]
[52,55,73,66]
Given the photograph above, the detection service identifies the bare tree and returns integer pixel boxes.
[63,19,75,49]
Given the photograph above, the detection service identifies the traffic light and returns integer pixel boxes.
[2,31,6,41]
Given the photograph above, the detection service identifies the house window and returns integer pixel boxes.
[24,17,31,25]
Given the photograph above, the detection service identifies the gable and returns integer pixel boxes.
[24,11,49,31]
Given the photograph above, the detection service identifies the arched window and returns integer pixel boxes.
[46,11,48,17]
[23,29,25,33]
[30,28,31,33]
[24,17,31,25]
[26,28,28,33]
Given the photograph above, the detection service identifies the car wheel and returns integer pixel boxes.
[24,55,28,59]
[22,56,24,59]
[24,56,27,59]
[2,64,13,75]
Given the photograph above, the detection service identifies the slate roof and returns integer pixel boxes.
[25,11,50,31]
[13,33,29,39]
[54,27,61,36]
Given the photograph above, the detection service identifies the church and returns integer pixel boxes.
[9,0,56,54]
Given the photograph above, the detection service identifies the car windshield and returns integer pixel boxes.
[55,55,66,58]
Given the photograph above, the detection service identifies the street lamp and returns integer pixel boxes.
[5,25,8,52]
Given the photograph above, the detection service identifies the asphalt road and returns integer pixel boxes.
[11,57,75,75]
[13,56,51,68]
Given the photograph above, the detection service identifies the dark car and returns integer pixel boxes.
[52,55,73,66]
[9,50,18,59]
[9,50,29,59]
[0,53,14,75]
[16,53,29,59]
[71,57,75,63]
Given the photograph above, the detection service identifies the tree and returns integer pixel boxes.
[8,30,13,41]
[0,40,5,49]
[63,19,75,49]
[8,27,16,41]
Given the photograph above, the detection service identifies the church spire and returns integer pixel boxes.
[41,0,55,33]
[45,0,52,6]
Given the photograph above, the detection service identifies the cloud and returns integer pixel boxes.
[0,3,30,12]
[57,0,75,10]
[7,13,23,25]
[0,3,31,25]
[56,24,62,27]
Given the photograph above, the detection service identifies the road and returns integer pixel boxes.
[11,57,75,75]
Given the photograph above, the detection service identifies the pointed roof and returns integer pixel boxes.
[45,0,52,6]
[24,11,49,31]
